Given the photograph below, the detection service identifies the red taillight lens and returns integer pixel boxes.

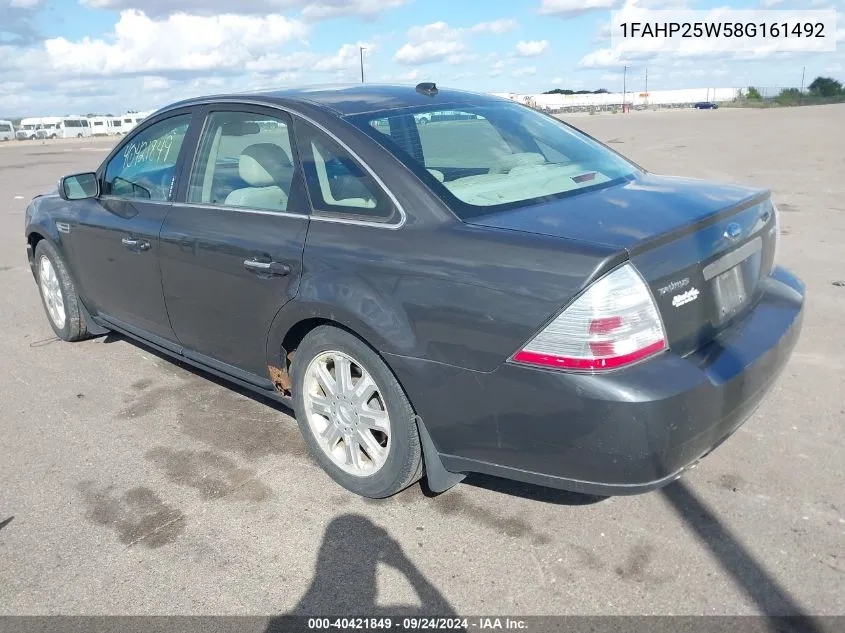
[512,263,667,371]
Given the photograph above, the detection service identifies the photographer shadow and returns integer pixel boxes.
[265,514,456,631]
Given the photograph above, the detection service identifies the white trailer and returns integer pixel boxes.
[0,120,14,142]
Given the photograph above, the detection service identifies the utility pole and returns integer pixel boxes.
[623,65,627,111]
[359,47,366,83]
[644,67,648,107]
[800,66,805,93]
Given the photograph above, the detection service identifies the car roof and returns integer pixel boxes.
[161,83,505,117]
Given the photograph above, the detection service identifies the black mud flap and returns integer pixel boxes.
[79,299,110,336]
[414,415,465,493]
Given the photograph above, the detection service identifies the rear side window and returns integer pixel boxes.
[352,102,637,218]
[187,110,299,214]
[415,111,512,170]
[294,119,396,222]
[103,115,190,201]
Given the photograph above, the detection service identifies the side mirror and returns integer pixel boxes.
[59,172,99,201]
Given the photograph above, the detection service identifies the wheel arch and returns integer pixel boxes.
[266,307,464,494]
[26,227,59,278]
[265,299,414,397]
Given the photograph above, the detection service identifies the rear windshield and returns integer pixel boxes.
[349,101,639,219]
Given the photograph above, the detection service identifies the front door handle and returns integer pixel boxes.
[121,237,150,251]
[244,259,291,277]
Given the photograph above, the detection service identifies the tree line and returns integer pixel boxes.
[746,76,844,101]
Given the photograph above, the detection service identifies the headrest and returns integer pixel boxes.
[239,143,291,187]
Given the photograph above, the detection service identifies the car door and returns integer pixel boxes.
[64,109,199,341]
[158,106,309,381]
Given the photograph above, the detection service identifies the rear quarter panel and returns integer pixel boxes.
[275,220,624,373]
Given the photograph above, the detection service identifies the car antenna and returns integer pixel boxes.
[416,82,438,97]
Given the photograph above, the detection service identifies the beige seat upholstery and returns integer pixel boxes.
[487,152,546,174]
[427,168,445,182]
[225,143,291,211]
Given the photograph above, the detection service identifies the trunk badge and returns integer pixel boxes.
[672,287,700,308]
[724,223,742,241]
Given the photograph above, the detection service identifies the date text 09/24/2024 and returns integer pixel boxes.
[307,617,527,630]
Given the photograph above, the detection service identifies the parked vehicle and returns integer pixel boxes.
[89,116,121,136]
[0,120,14,141]
[16,118,43,140]
[108,117,124,135]
[24,84,804,499]
[36,117,92,139]
[118,114,147,134]
[694,102,719,109]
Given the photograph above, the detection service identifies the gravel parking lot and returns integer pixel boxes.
[0,106,843,618]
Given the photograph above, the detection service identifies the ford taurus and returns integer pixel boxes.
[25,83,805,498]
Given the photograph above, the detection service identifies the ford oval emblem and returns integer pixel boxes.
[724,223,742,241]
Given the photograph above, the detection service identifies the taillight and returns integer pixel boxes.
[512,263,667,371]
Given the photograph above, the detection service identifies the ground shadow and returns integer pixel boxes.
[445,472,607,506]
[100,331,294,417]
[663,480,824,632]
[0,516,13,531]
[265,514,456,631]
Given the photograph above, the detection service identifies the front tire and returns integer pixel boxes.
[291,325,422,498]
[34,240,89,341]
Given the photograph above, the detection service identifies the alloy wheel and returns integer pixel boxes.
[38,255,66,329]
[303,351,391,477]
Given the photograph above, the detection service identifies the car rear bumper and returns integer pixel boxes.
[387,266,805,496]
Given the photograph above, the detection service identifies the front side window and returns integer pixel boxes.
[294,119,395,221]
[187,110,298,213]
[103,114,190,201]
[352,102,639,218]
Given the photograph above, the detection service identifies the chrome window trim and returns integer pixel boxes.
[98,196,172,206]
[164,98,407,230]
[173,201,310,220]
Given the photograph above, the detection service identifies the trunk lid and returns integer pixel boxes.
[466,173,778,356]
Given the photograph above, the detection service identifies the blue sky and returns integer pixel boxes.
[1,0,843,116]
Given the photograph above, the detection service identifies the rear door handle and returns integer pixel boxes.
[121,237,150,251]
[244,259,291,277]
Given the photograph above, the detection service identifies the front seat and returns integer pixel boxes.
[225,143,291,211]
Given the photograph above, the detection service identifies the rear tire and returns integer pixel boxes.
[291,325,423,498]
[34,240,89,342]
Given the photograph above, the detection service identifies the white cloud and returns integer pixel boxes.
[394,18,518,65]
[512,66,537,77]
[395,40,465,65]
[79,0,408,20]
[516,40,549,56]
[594,21,612,42]
[446,52,479,65]
[538,0,619,18]
[9,0,44,7]
[45,10,308,75]
[142,76,171,90]
[313,41,373,71]
[301,0,408,21]
[470,18,519,34]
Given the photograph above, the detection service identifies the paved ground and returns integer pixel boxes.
[0,106,843,617]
